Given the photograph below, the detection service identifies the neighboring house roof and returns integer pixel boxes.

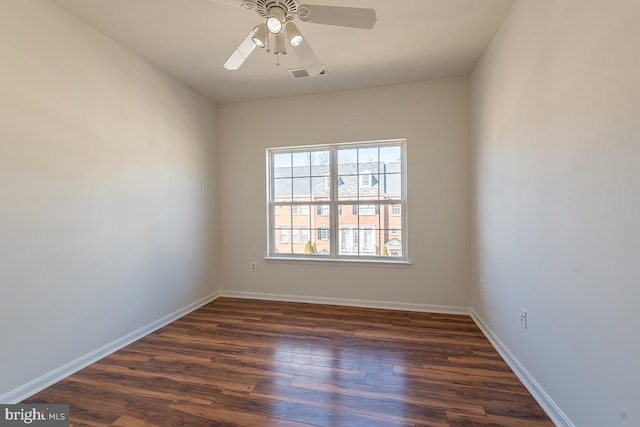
[385,238,402,248]
[274,161,401,200]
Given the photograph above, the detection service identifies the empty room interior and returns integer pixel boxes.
[1,0,638,426]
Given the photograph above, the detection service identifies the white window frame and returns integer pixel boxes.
[267,139,408,263]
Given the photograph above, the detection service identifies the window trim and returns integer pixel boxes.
[266,139,408,262]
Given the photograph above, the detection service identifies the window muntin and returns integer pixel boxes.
[268,140,406,261]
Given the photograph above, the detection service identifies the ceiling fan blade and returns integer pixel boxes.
[204,0,244,7]
[290,36,324,77]
[223,30,257,70]
[297,5,377,29]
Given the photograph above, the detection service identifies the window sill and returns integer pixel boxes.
[264,256,412,267]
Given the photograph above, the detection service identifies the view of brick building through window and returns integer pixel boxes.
[269,142,405,259]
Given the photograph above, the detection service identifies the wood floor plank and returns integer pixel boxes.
[289,375,488,417]
[25,297,553,426]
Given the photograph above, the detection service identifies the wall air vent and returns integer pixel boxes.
[288,66,328,79]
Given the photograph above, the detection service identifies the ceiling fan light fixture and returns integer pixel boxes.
[251,23,268,48]
[274,33,287,55]
[285,22,303,47]
[265,6,285,34]
[266,16,282,34]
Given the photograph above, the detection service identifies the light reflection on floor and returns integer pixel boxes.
[263,339,407,426]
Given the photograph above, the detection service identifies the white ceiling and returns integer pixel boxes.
[51,0,514,104]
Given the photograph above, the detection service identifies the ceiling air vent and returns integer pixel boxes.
[288,66,328,79]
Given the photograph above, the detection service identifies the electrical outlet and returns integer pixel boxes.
[249,262,257,272]
[520,309,528,329]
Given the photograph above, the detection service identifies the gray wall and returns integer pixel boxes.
[471,1,640,425]
[0,0,218,399]
[217,78,471,308]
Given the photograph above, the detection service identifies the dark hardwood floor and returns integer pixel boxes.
[25,297,554,426]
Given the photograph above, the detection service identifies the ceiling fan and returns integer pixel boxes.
[208,0,377,76]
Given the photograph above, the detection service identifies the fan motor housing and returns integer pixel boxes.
[242,0,299,21]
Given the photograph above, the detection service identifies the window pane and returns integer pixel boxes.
[292,236,320,255]
[300,227,310,244]
[292,177,311,202]
[273,153,292,178]
[315,205,330,217]
[292,152,310,177]
[338,175,358,201]
[381,229,403,257]
[382,173,402,199]
[339,227,357,255]
[274,178,292,201]
[358,178,378,199]
[311,151,330,169]
[275,205,292,229]
[358,227,377,255]
[358,147,379,174]
[358,204,379,216]
[293,216,311,239]
[312,228,331,255]
[274,228,292,254]
[338,149,357,175]
[338,204,359,231]
[312,176,330,200]
[380,145,401,164]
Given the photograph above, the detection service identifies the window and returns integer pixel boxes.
[268,140,407,261]
[351,205,377,215]
[301,228,310,243]
[280,228,289,243]
[318,227,329,241]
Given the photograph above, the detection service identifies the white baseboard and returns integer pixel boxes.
[470,309,574,427]
[219,290,470,315]
[1,291,221,404]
